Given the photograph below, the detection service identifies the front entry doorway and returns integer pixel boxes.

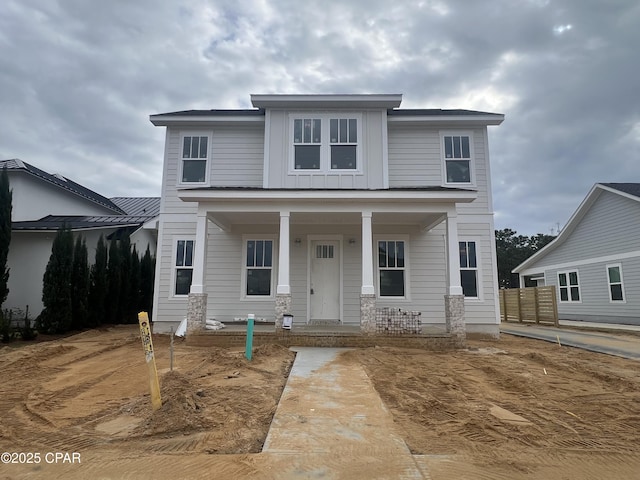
[309,240,341,324]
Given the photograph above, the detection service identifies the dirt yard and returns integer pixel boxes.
[0,326,639,479]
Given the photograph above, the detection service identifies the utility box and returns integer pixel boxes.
[282,314,293,329]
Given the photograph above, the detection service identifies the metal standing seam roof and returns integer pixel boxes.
[110,197,160,216]
[1,158,125,215]
[11,215,155,231]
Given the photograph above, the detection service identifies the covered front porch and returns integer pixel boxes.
[180,188,474,346]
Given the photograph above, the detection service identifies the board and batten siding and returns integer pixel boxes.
[264,109,386,189]
[532,191,640,268]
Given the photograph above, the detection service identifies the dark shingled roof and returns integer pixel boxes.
[601,183,640,199]
[1,158,125,214]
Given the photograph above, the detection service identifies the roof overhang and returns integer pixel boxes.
[149,112,264,127]
[250,94,403,109]
[177,188,477,205]
[388,113,504,126]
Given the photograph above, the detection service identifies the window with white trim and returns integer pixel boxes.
[378,240,405,297]
[291,115,360,172]
[443,134,472,183]
[174,240,194,295]
[293,119,322,169]
[181,135,208,183]
[459,241,478,297]
[558,270,580,302]
[606,264,625,302]
[245,240,273,296]
[330,118,357,169]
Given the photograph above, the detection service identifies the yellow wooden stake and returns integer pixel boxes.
[138,312,162,411]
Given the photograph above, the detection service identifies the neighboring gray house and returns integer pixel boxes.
[514,183,640,325]
[149,94,504,336]
[2,158,159,317]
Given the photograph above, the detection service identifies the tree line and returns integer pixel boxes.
[495,228,556,289]
[37,228,155,334]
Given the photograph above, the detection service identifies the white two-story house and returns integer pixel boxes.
[150,94,504,339]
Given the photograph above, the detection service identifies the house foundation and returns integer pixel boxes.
[186,293,208,333]
[444,294,466,347]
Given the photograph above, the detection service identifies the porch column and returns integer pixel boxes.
[187,211,208,333]
[275,211,292,329]
[360,211,376,333]
[445,211,466,346]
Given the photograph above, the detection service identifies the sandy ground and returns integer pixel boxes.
[0,326,639,479]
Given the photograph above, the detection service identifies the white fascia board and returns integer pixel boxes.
[250,94,403,109]
[388,114,504,126]
[149,115,264,127]
[177,189,477,204]
[513,184,602,273]
[597,183,640,203]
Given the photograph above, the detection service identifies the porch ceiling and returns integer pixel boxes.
[207,211,446,230]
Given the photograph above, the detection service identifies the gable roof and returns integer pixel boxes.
[513,182,640,273]
[1,158,125,215]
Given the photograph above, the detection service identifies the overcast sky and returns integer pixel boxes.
[1,0,638,236]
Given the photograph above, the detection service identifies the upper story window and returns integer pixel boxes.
[291,115,360,172]
[442,133,473,184]
[294,119,322,170]
[330,119,357,169]
[181,135,208,183]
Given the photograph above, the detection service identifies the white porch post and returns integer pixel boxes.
[191,211,208,294]
[276,211,291,295]
[360,211,376,333]
[445,210,466,346]
[187,210,208,333]
[445,212,463,295]
[275,211,292,329]
[361,211,375,295]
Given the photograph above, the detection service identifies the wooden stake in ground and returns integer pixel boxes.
[138,312,162,410]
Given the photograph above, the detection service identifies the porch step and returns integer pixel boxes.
[307,319,342,326]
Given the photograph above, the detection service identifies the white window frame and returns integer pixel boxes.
[178,132,211,186]
[374,235,410,300]
[440,130,475,186]
[170,236,195,298]
[557,270,581,303]
[606,263,626,303]
[459,239,481,300]
[288,114,363,174]
[241,235,277,300]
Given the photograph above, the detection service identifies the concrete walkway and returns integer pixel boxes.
[262,347,428,479]
[501,322,640,360]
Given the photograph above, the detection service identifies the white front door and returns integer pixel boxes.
[310,240,340,322]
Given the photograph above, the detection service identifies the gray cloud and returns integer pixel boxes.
[0,0,638,235]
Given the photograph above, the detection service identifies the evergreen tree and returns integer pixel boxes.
[118,236,132,323]
[38,226,74,333]
[105,239,122,324]
[129,245,141,323]
[71,236,89,330]
[0,166,11,307]
[88,235,108,326]
[140,244,155,318]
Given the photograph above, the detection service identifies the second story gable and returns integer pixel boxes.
[150,94,503,213]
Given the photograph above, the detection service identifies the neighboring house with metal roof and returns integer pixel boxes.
[2,159,159,317]
[514,183,640,325]
[149,94,504,338]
